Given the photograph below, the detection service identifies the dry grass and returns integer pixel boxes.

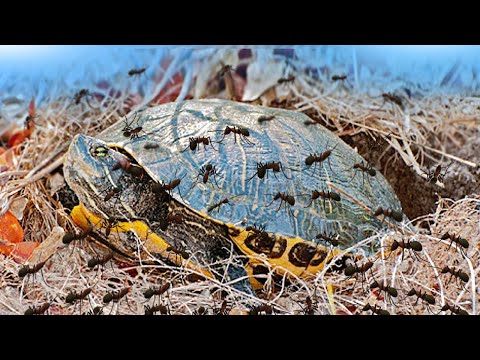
[1,52,479,315]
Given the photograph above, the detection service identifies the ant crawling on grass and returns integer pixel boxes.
[344,259,375,295]
[382,238,424,262]
[401,288,436,313]
[24,302,50,315]
[369,280,399,305]
[144,304,170,315]
[438,266,469,291]
[143,283,171,301]
[73,89,92,105]
[421,162,453,184]
[362,303,390,315]
[438,232,469,257]
[373,207,403,223]
[87,251,114,269]
[438,303,469,315]
[249,304,274,315]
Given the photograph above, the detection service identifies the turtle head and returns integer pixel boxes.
[64,134,131,212]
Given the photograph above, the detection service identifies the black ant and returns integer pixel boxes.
[344,260,375,294]
[366,132,392,153]
[152,173,186,199]
[122,114,144,140]
[315,233,339,247]
[166,245,190,260]
[62,223,95,245]
[302,188,341,211]
[381,93,404,109]
[362,303,390,315]
[192,164,222,189]
[249,305,273,315]
[370,280,398,304]
[305,142,339,177]
[304,120,317,126]
[248,161,291,182]
[159,213,183,231]
[383,238,424,262]
[438,303,469,315]
[421,163,452,184]
[331,74,352,87]
[349,162,376,188]
[128,67,147,77]
[24,302,50,315]
[214,126,254,145]
[102,186,122,202]
[73,89,91,105]
[24,114,37,131]
[144,304,169,315]
[88,251,114,269]
[18,260,47,278]
[402,288,435,313]
[265,192,297,218]
[300,296,316,315]
[257,115,275,124]
[439,266,469,290]
[277,75,295,85]
[65,288,92,314]
[103,287,130,304]
[439,232,469,256]
[144,142,160,150]
[207,198,231,213]
[180,136,216,152]
[373,207,403,223]
[143,283,171,300]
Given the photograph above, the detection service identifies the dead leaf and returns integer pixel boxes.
[0,211,24,244]
[9,197,28,221]
[0,242,41,263]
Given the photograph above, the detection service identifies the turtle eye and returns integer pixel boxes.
[92,146,109,158]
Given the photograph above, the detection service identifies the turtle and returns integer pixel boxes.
[62,99,404,293]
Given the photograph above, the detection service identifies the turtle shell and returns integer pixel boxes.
[97,99,403,248]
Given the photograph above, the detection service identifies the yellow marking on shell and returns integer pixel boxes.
[244,260,268,290]
[225,223,339,279]
[71,203,214,279]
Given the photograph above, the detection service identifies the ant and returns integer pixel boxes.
[381,93,404,109]
[166,245,190,260]
[214,126,254,146]
[18,260,47,278]
[152,173,186,199]
[265,192,297,218]
[344,260,375,294]
[349,162,376,188]
[369,280,398,304]
[144,142,160,150]
[366,132,392,153]
[304,120,317,126]
[362,303,390,315]
[315,233,340,247]
[144,304,169,315]
[143,283,171,300]
[122,114,144,140]
[277,75,295,85]
[73,89,91,105]
[66,288,92,305]
[421,163,452,184]
[299,296,316,315]
[257,115,275,124]
[128,67,147,78]
[439,232,469,256]
[111,156,144,177]
[103,287,130,304]
[373,207,403,223]
[62,223,95,245]
[249,305,274,315]
[304,142,339,177]
[438,303,469,315]
[439,266,469,290]
[87,251,114,269]
[159,213,183,231]
[181,136,216,152]
[207,198,231,213]
[24,302,50,315]
[383,238,424,262]
[302,188,341,211]
[402,288,435,313]
[102,186,122,202]
[331,74,352,87]
[192,164,222,189]
[213,300,231,315]
[248,161,291,182]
